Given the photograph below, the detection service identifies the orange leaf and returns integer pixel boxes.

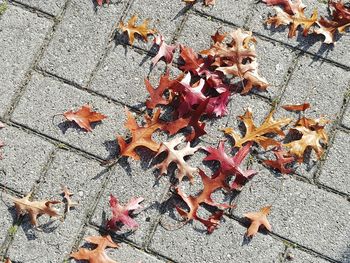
[64,104,107,132]
[281,102,310,112]
[61,185,78,213]
[70,235,119,263]
[223,108,292,149]
[117,108,163,160]
[244,205,272,237]
[118,15,156,45]
[11,193,61,227]
[263,147,294,174]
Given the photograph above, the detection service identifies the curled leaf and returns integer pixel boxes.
[244,205,272,237]
[281,102,310,112]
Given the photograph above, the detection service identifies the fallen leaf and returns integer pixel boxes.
[61,185,78,213]
[284,117,329,162]
[281,102,310,112]
[118,15,156,45]
[63,104,107,132]
[223,108,292,149]
[11,193,61,227]
[179,45,205,75]
[175,169,233,233]
[106,194,144,230]
[96,0,110,6]
[4,258,11,263]
[183,0,215,6]
[244,205,272,237]
[263,147,294,174]
[203,141,257,190]
[151,35,177,66]
[70,235,118,263]
[155,136,199,183]
[117,108,163,160]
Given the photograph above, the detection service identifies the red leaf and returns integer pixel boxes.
[282,102,310,112]
[206,90,230,117]
[203,141,256,190]
[151,35,177,66]
[96,0,110,6]
[263,147,295,174]
[63,104,107,132]
[179,45,205,75]
[106,194,144,230]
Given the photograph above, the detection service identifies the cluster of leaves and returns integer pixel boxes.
[263,0,350,43]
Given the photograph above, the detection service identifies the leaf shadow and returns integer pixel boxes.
[58,120,103,134]
[103,139,120,162]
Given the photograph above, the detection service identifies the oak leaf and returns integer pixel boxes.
[145,70,177,109]
[117,108,163,160]
[179,45,205,75]
[244,205,272,237]
[151,35,177,66]
[118,15,156,45]
[223,108,292,149]
[284,117,329,162]
[61,185,78,213]
[315,0,350,43]
[155,136,199,183]
[12,193,61,227]
[175,169,233,233]
[70,235,119,263]
[204,29,268,94]
[64,104,107,132]
[263,147,294,174]
[96,0,110,6]
[106,194,144,230]
[281,102,310,112]
[203,141,257,190]
[183,0,215,6]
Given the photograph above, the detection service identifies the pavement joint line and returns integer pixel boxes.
[171,2,194,45]
[64,167,113,262]
[191,9,350,72]
[5,0,72,121]
[227,214,341,263]
[34,67,145,114]
[9,0,56,19]
[85,0,132,89]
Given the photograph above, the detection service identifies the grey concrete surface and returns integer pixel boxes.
[0,0,349,262]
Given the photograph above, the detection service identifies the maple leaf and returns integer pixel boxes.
[222,108,292,149]
[106,194,144,230]
[151,35,177,66]
[63,104,107,132]
[96,0,110,6]
[61,185,78,213]
[263,147,294,174]
[203,141,257,190]
[284,117,329,162]
[155,136,199,183]
[281,102,310,112]
[204,29,268,94]
[70,235,119,263]
[117,108,163,160]
[244,205,272,237]
[11,193,61,227]
[175,169,233,233]
[315,0,350,43]
[145,70,177,109]
[162,99,209,141]
[118,15,156,45]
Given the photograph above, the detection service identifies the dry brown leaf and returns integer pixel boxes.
[284,117,329,162]
[61,185,78,213]
[223,108,292,149]
[70,235,119,263]
[117,108,163,160]
[155,136,199,183]
[12,193,61,227]
[281,102,310,112]
[119,15,156,45]
[244,205,272,237]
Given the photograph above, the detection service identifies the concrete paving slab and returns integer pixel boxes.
[342,105,350,129]
[90,155,170,248]
[317,130,350,195]
[284,248,332,263]
[6,150,106,263]
[39,0,124,86]
[0,5,52,117]
[89,44,167,110]
[11,73,126,160]
[0,191,15,247]
[232,165,350,262]
[149,214,284,263]
[0,126,54,194]
[15,0,65,16]
[69,226,166,262]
